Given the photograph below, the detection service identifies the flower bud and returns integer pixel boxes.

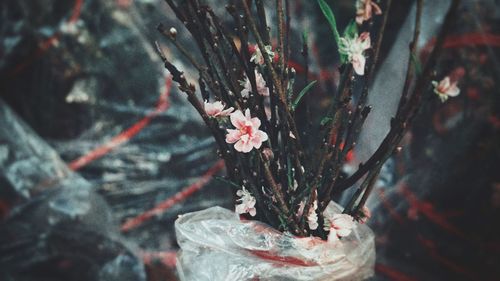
[169,27,177,38]
[262,148,274,161]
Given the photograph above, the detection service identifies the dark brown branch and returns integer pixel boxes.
[343,0,393,155]
[336,0,461,191]
[255,0,271,45]
[155,42,241,180]
[396,0,423,116]
[352,163,382,215]
[276,0,286,76]
[242,0,306,186]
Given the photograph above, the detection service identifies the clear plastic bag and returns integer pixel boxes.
[175,203,375,281]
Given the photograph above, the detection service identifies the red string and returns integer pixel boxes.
[416,235,478,280]
[375,263,418,281]
[68,0,84,24]
[68,76,172,171]
[141,249,425,281]
[120,159,225,232]
[399,184,470,241]
[249,250,318,267]
[9,0,84,77]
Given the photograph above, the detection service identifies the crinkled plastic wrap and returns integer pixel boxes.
[0,100,147,281]
[2,0,499,279]
[175,203,375,281]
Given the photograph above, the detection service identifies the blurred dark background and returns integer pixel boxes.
[0,0,499,280]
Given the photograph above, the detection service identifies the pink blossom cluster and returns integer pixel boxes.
[339,32,371,75]
[226,109,268,153]
[204,101,234,117]
[249,44,276,65]
[235,186,257,216]
[432,76,460,102]
[240,69,270,97]
[356,0,382,25]
[326,214,356,243]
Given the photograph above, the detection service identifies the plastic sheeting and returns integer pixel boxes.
[176,203,375,281]
[0,0,499,280]
[1,0,231,279]
[0,99,90,198]
[0,100,146,281]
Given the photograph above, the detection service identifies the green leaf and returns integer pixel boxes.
[340,53,348,64]
[338,20,358,64]
[320,116,333,126]
[213,176,240,189]
[292,80,317,110]
[410,52,423,76]
[317,0,341,46]
[302,30,308,44]
[343,20,358,39]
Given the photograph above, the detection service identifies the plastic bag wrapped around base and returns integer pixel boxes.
[175,203,375,281]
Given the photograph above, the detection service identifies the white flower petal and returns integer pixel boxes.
[352,53,366,75]
[447,84,460,97]
[328,228,339,244]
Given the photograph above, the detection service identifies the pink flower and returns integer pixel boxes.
[249,44,275,65]
[240,70,270,97]
[204,101,234,117]
[235,186,257,216]
[226,109,268,153]
[359,206,371,224]
[339,32,371,75]
[307,200,319,230]
[432,76,460,102]
[351,53,366,76]
[327,214,355,243]
[356,0,382,25]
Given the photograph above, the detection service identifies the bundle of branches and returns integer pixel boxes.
[155,0,460,239]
